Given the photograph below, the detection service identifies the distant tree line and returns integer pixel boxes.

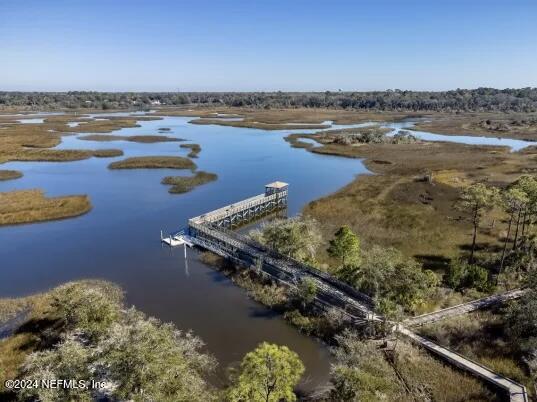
[2,88,537,112]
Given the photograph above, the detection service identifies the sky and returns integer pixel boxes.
[1,0,536,92]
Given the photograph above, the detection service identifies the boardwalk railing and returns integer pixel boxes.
[190,190,287,228]
[213,224,376,309]
[189,220,376,320]
[403,289,527,327]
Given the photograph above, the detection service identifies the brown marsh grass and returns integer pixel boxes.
[0,189,91,226]
[418,309,532,392]
[78,134,184,143]
[180,143,201,158]
[0,170,22,181]
[108,156,196,170]
[161,171,217,193]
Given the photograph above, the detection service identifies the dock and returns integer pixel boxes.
[162,182,377,322]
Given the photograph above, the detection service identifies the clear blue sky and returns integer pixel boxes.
[1,0,536,91]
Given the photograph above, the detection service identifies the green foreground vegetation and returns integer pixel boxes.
[0,281,309,402]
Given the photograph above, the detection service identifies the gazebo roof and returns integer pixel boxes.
[265,181,289,189]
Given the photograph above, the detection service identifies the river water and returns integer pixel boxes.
[0,113,535,390]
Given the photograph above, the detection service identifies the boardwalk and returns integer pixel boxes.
[398,327,528,402]
[403,288,527,327]
[400,288,529,402]
[184,182,377,322]
[189,221,377,322]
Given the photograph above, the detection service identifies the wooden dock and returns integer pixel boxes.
[163,182,376,321]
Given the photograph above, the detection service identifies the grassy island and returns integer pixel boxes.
[0,170,22,181]
[108,156,196,170]
[180,143,201,158]
[78,134,184,143]
[161,171,217,193]
[0,189,91,226]
[91,149,124,157]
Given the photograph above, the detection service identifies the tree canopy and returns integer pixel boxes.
[328,225,361,268]
[3,88,537,112]
[251,216,322,263]
[227,343,304,402]
[18,282,216,402]
[456,183,500,262]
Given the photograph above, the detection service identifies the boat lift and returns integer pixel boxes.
[160,230,194,247]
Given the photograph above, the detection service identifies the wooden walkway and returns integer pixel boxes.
[189,221,377,322]
[399,288,529,402]
[398,327,528,402]
[403,289,527,327]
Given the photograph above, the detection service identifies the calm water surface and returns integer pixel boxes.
[0,115,371,390]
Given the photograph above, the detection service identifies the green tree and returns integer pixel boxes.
[464,264,490,291]
[50,281,123,341]
[100,309,216,401]
[500,187,529,272]
[340,245,400,296]
[19,336,92,402]
[506,272,537,356]
[328,226,362,268]
[295,277,317,308]
[227,343,304,402]
[19,297,216,402]
[386,259,438,311]
[251,217,322,263]
[330,331,400,401]
[511,175,537,248]
[456,183,500,263]
[445,259,467,289]
[446,260,490,291]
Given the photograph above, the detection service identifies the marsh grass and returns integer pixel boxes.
[78,134,184,143]
[389,340,497,401]
[161,171,217,193]
[413,112,537,141]
[418,309,532,391]
[190,118,330,130]
[108,156,196,170]
[298,135,535,262]
[180,143,201,158]
[0,116,156,163]
[92,149,123,158]
[156,106,422,125]
[0,189,91,226]
[0,170,22,181]
[1,148,124,163]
